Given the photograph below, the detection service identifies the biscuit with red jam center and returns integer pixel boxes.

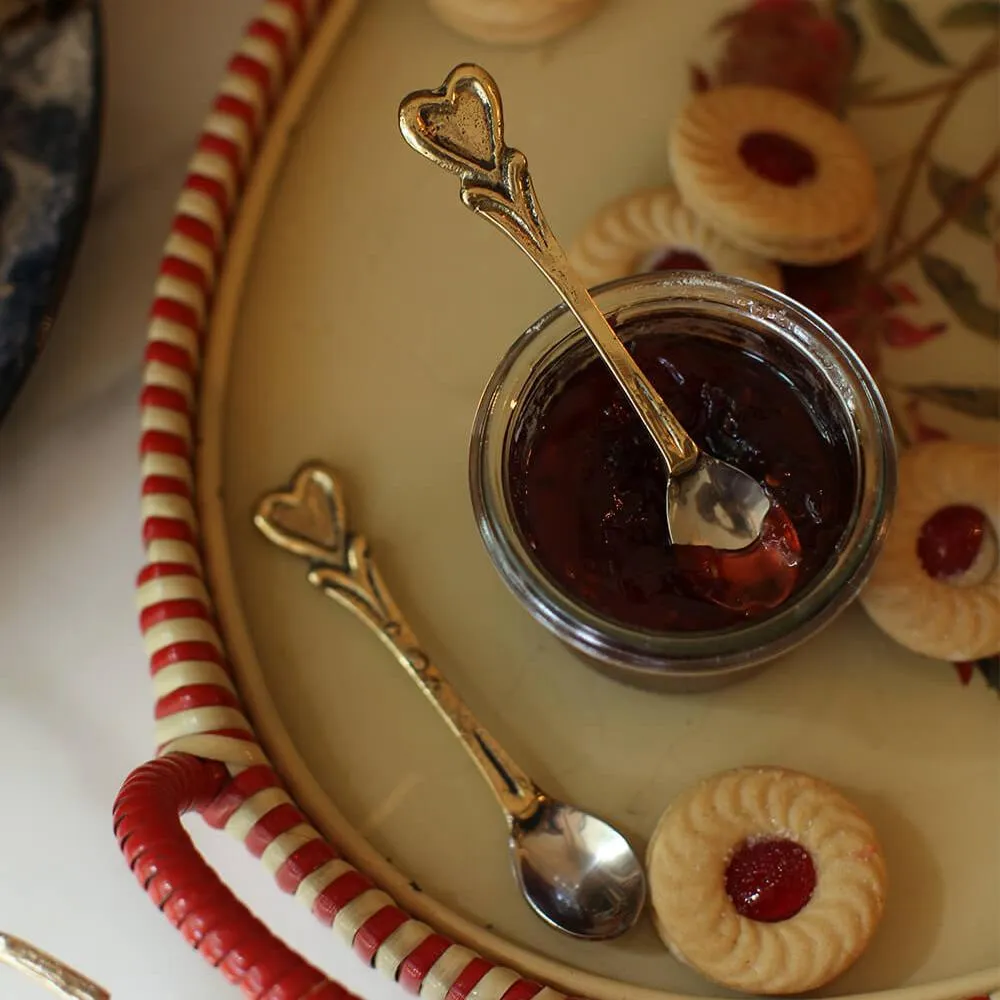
[425,0,603,45]
[669,85,879,265]
[861,440,1000,661]
[647,766,887,995]
[569,185,783,289]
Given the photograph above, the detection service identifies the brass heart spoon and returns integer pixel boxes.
[256,463,646,940]
[398,64,771,551]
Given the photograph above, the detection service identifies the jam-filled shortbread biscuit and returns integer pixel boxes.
[648,766,886,995]
[861,440,1000,661]
[425,0,602,45]
[568,185,782,290]
[668,85,878,265]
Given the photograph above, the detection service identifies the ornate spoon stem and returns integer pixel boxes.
[256,463,647,940]
[398,63,697,477]
[398,64,773,552]
[255,463,540,822]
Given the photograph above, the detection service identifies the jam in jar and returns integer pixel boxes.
[508,317,856,632]
[471,273,894,688]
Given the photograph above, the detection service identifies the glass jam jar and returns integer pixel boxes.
[469,272,896,692]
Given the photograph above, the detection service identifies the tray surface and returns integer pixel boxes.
[194,1,999,995]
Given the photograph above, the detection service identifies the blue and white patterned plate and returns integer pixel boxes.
[0,0,101,420]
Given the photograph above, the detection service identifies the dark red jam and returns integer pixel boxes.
[739,131,817,186]
[917,505,987,580]
[673,503,802,614]
[651,248,711,272]
[509,320,855,632]
[725,837,816,922]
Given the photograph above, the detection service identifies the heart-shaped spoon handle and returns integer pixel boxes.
[255,462,542,823]
[399,64,698,477]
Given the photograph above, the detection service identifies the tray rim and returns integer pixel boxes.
[137,1,1000,997]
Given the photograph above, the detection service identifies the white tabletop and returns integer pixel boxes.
[0,2,396,996]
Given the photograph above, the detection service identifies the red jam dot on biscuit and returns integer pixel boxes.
[917,505,988,581]
[725,837,816,922]
[739,131,817,186]
[651,248,711,272]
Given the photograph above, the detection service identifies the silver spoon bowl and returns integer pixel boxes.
[513,796,647,939]
[668,451,774,549]
[256,463,646,940]
[398,64,771,552]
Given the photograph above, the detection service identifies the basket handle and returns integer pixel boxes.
[113,753,357,999]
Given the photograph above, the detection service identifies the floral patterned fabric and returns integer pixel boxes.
[691,0,999,691]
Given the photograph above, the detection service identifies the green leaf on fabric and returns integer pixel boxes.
[906,384,1000,419]
[835,2,866,68]
[919,253,1000,339]
[940,1,1000,28]
[870,0,951,63]
[927,160,995,237]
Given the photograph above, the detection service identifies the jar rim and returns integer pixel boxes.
[469,271,897,678]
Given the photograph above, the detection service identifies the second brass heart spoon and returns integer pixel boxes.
[256,463,646,940]
[398,64,771,551]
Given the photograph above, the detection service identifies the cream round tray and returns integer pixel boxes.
[129,1,1000,997]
